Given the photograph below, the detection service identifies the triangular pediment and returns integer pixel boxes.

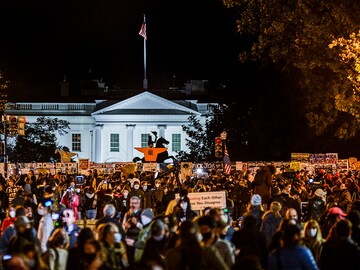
[92,91,200,115]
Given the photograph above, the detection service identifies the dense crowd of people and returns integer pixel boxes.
[0,165,359,269]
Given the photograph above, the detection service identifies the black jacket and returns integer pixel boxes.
[320,237,360,270]
[305,196,325,222]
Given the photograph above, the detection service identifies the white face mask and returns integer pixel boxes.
[9,210,15,218]
[308,228,317,238]
[142,186,147,191]
[76,188,80,193]
[153,234,164,241]
[141,215,152,226]
[114,232,121,243]
[180,202,188,210]
[134,185,139,190]
[220,214,228,224]
[123,192,128,198]
[37,209,44,216]
[86,193,94,199]
[25,258,36,268]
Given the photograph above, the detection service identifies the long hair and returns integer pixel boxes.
[48,228,69,249]
[303,219,323,242]
[262,201,282,219]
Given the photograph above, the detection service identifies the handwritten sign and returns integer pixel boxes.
[176,191,226,211]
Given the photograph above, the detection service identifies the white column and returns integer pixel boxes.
[94,124,103,163]
[126,124,136,161]
[158,125,167,138]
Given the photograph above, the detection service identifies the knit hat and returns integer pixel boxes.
[133,180,140,186]
[141,208,154,226]
[251,194,262,206]
[315,188,326,197]
[151,219,166,236]
[14,216,30,230]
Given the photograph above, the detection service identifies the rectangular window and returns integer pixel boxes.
[141,133,150,148]
[72,133,81,152]
[172,134,181,152]
[110,134,120,152]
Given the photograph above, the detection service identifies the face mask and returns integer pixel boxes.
[134,185,139,190]
[37,209,44,216]
[141,215,152,226]
[25,258,36,268]
[142,186,147,191]
[308,228,317,238]
[76,188,80,193]
[114,232,121,243]
[123,192,128,198]
[155,184,160,188]
[153,234,165,242]
[86,192,94,199]
[201,231,212,242]
[180,202,188,210]
[219,233,227,240]
[196,233,203,242]
[9,210,15,218]
[220,214,228,224]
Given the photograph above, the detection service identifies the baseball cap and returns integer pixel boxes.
[328,206,347,217]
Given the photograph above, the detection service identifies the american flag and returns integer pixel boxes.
[139,23,147,39]
[223,144,232,174]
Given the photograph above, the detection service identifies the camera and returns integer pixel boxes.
[75,175,85,186]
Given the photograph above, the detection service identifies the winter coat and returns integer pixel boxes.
[306,196,326,222]
[320,237,360,270]
[260,212,283,244]
[254,166,273,204]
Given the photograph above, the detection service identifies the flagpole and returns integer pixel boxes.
[143,14,148,90]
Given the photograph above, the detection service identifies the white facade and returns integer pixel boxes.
[8,91,212,163]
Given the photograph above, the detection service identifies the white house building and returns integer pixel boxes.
[7,91,213,163]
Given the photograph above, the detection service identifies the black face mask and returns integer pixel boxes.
[201,231,212,242]
[219,233,227,240]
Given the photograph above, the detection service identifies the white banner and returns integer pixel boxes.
[176,191,226,211]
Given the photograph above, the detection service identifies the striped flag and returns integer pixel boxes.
[139,22,147,39]
[223,144,232,174]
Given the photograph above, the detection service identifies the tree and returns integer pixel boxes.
[329,31,360,138]
[223,0,360,138]
[11,116,70,162]
[176,105,227,162]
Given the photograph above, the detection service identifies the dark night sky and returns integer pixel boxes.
[0,0,242,99]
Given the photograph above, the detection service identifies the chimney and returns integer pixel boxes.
[60,75,70,97]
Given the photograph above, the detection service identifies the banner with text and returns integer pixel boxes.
[175,191,226,211]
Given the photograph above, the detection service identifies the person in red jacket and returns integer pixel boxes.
[61,186,80,220]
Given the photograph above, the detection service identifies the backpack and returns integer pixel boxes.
[253,169,265,186]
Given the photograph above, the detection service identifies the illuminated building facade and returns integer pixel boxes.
[7,91,212,163]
